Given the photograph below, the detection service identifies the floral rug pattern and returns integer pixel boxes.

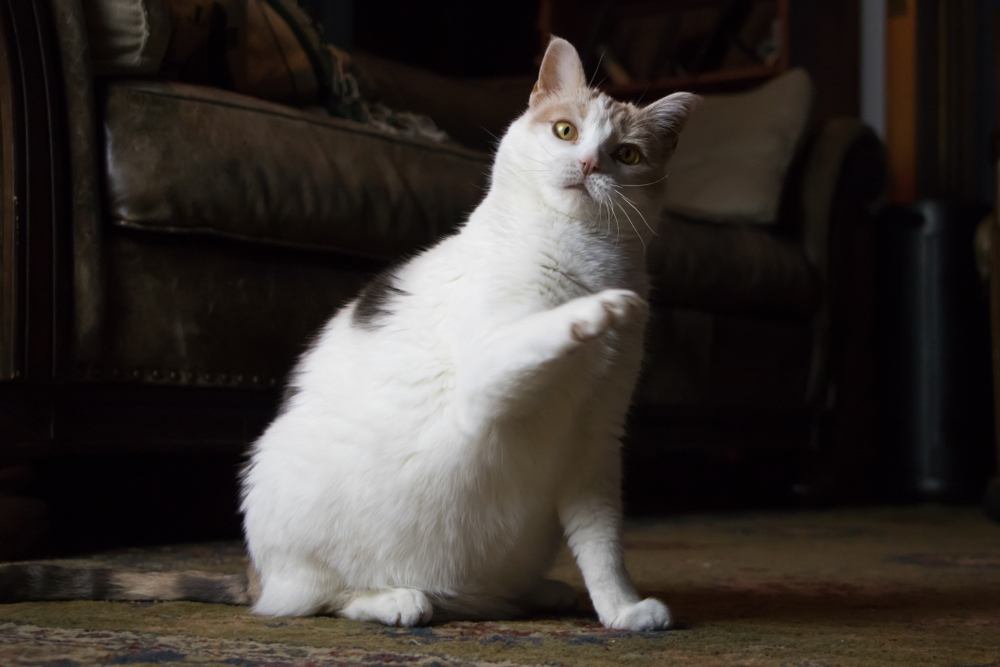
[2,507,999,666]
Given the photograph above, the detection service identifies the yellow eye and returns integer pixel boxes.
[616,144,641,165]
[553,121,577,141]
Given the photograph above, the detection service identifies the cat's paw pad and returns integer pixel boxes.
[570,289,647,342]
[606,597,672,631]
[342,588,433,627]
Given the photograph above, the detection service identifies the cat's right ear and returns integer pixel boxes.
[530,36,587,107]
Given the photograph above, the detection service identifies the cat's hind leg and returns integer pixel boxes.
[251,558,339,617]
[339,588,433,627]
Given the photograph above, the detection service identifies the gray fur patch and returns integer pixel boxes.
[177,572,247,604]
[353,267,407,329]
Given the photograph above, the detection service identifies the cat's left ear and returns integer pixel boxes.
[643,92,701,147]
[530,37,587,107]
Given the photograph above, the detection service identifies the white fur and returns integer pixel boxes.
[241,38,695,630]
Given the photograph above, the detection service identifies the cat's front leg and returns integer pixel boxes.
[457,289,647,431]
[559,454,671,631]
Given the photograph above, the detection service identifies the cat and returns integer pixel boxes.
[0,37,696,631]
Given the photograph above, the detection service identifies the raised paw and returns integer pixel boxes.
[605,597,671,631]
[340,588,433,627]
[570,289,648,343]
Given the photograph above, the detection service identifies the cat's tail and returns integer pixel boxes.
[0,562,252,605]
[428,592,528,622]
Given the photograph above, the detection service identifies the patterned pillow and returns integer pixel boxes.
[161,0,328,105]
[81,0,172,75]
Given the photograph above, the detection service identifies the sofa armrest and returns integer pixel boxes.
[795,119,886,489]
[799,117,886,279]
[49,0,107,372]
[0,1,102,382]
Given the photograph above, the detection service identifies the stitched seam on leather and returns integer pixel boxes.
[111,218,407,263]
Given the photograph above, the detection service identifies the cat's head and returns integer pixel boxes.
[495,37,698,241]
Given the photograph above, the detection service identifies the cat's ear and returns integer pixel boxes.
[643,92,701,146]
[530,37,587,107]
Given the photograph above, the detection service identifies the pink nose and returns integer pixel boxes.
[580,155,599,175]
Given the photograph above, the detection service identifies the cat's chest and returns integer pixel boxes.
[528,233,629,304]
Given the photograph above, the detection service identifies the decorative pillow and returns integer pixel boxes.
[81,0,172,75]
[161,0,326,105]
[662,68,814,225]
[157,1,448,142]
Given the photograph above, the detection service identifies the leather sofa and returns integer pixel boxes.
[0,0,885,556]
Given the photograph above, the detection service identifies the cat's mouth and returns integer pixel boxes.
[565,183,592,199]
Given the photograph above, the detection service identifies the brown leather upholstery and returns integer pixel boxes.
[640,309,814,410]
[50,0,108,366]
[1,0,887,458]
[648,216,820,318]
[104,82,490,261]
[83,234,373,387]
[351,52,533,152]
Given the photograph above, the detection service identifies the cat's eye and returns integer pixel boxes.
[552,121,578,141]
[615,144,642,165]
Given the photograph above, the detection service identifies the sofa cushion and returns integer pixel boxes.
[82,0,171,75]
[352,52,533,152]
[103,82,490,260]
[647,214,820,318]
[663,68,814,225]
[637,308,815,410]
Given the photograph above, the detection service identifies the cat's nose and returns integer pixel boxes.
[580,155,599,175]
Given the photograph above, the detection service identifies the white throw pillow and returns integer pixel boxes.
[663,68,814,224]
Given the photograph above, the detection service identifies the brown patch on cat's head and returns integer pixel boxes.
[527,37,699,160]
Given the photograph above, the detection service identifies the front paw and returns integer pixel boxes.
[570,289,648,343]
[606,598,671,631]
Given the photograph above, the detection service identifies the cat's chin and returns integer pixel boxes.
[549,189,600,219]
[561,184,599,207]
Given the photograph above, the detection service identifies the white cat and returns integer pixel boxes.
[240,37,697,630]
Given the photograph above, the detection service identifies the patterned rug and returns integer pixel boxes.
[1,506,999,666]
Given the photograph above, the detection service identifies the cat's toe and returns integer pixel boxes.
[598,289,648,328]
[607,597,671,631]
[341,588,433,627]
[570,301,614,342]
[391,589,434,627]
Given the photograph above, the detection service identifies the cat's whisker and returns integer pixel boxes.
[588,49,607,89]
[613,188,658,237]
[480,127,503,150]
[614,197,646,252]
[617,173,670,188]
[602,200,613,239]
[522,154,550,168]
[609,197,623,245]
